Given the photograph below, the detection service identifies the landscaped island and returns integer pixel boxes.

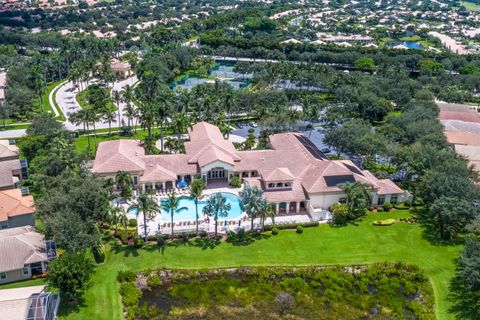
[119,263,435,320]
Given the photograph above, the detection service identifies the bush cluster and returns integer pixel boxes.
[263,222,319,231]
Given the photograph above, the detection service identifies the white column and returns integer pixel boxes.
[142,184,145,192]
[275,203,279,214]
[296,202,300,213]
[152,182,155,190]
[286,203,290,214]
[162,182,166,190]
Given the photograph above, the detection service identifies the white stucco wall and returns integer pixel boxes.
[309,192,347,209]
[200,161,234,173]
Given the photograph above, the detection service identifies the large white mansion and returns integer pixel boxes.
[92,122,407,215]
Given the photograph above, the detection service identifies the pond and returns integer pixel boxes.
[171,61,252,91]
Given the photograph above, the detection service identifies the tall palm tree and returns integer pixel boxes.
[172,112,189,141]
[203,193,231,236]
[128,193,160,242]
[112,90,122,131]
[121,84,135,132]
[32,65,46,112]
[115,171,133,201]
[156,90,172,153]
[161,191,187,236]
[109,205,125,233]
[102,109,117,136]
[69,109,91,154]
[190,179,206,236]
[258,202,276,232]
[240,185,266,231]
[118,209,129,240]
[85,107,100,155]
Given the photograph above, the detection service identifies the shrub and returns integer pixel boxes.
[119,282,142,308]
[331,202,349,225]
[199,230,208,238]
[263,222,319,231]
[229,176,242,188]
[128,219,137,227]
[377,207,384,212]
[395,203,409,210]
[296,225,304,233]
[92,244,106,263]
[403,199,412,207]
[383,202,392,211]
[373,219,396,226]
[271,227,279,235]
[134,238,144,248]
[157,236,165,246]
[117,270,136,283]
[412,199,423,207]
[147,274,161,288]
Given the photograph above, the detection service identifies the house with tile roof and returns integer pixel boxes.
[0,226,48,284]
[93,122,407,216]
[0,140,25,190]
[0,188,36,230]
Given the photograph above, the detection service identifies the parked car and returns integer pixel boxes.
[321,148,331,154]
[249,122,258,128]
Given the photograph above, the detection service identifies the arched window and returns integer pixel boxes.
[268,183,275,188]
[276,183,284,188]
[284,182,291,187]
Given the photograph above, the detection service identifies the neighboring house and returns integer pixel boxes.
[0,188,36,229]
[0,226,49,284]
[93,122,407,216]
[0,285,59,320]
[110,58,132,79]
[0,140,27,190]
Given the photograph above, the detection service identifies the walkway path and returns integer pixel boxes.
[57,76,138,131]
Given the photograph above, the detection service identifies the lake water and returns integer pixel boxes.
[388,41,423,50]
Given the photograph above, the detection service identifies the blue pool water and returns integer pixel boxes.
[388,41,423,50]
[129,192,244,222]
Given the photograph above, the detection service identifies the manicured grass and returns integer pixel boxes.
[2,210,459,320]
[75,88,116,112]
[461,1,480,11]
[34,79,66,121]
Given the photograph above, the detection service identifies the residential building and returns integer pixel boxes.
[0,285,59,320]
[0,226,49,284]
[0,188,36,230]
[110,58,132,79]
[93,122,407,215]
[0,140,27,190]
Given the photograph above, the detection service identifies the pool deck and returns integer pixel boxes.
[126,186,316,237]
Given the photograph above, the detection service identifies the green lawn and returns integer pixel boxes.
[461,1,480,11]
[75,88,116,112]
[2,210,459,320]
[34,79,67,121]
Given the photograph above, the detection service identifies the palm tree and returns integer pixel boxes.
[171,112,189,141]
[160,191,187,236]
[121,84,135,132]
[259,202,276,232]
[118,209,129,240]
[112,90,122,131]
[102,109,117,136]
[190,179,206,236]
[128,193,160,242]
[85,107,100,155]
[203,193,231,236]
[240,185,266,231]
[109,206,125,233]
[115,171,133,201]
[70,109,91,154]
[32,64,46,112]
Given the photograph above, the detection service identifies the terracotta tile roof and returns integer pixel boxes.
[0,159,21,189]
[140,164,176,183]
[445,131,480,146]
[244,177,308,202]
[264,167,294,182]
[377,178,405,195]
[454,145,480,161]
[0,189,35,222]
[185,122,240,165]
[439,111,480,123]
[92,140,145,174]
[0,141,18,159]
[143,154,197,176]
[0,226,46,273]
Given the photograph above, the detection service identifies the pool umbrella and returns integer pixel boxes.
[178,181,187,188]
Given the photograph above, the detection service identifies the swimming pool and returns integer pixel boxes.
[128,192,244,222]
